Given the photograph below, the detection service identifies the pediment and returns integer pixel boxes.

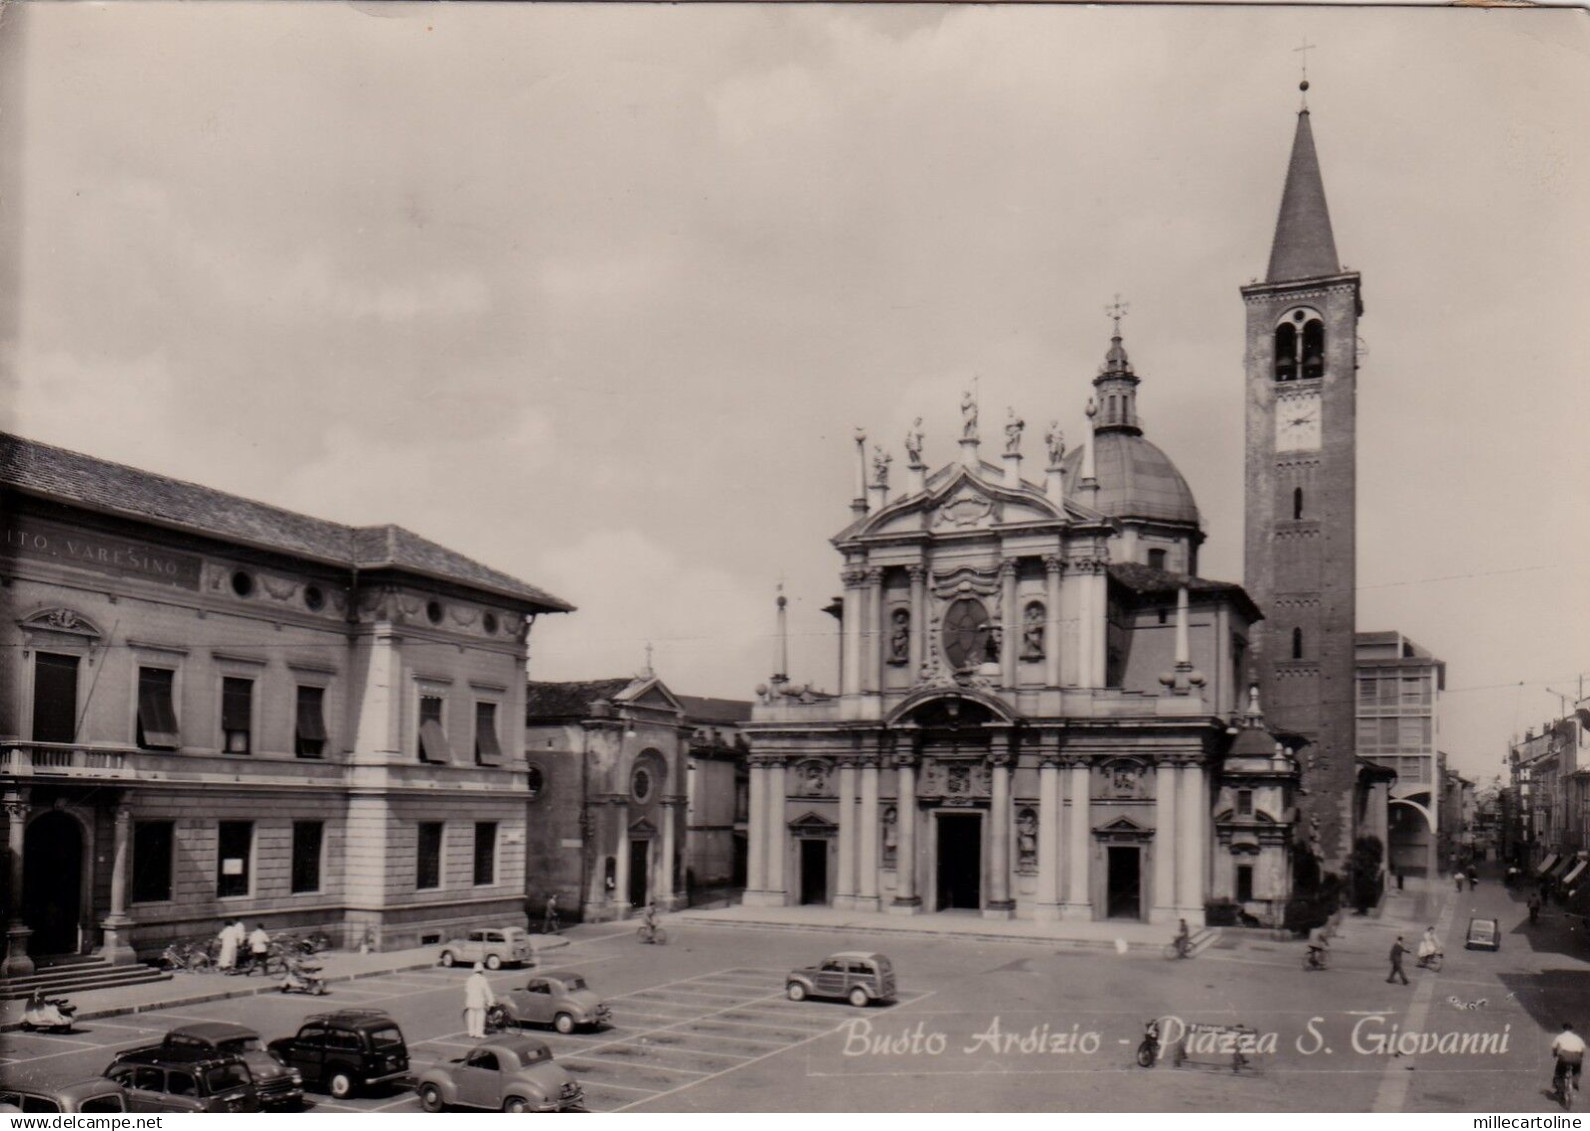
[614,677,685,715]
[629,816,659,836]
[788,811,838,831]
[1095,815,1149,834]
[843,462,1111,543]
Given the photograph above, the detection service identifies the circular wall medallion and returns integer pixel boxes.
[941,597,990,669]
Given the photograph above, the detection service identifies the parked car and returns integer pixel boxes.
[786,951,896,1007]
[267,1010,412,1100]
[416,1034,583,1113]
[438,926,533,970]
[0,1078,128,1113]
[489,972,611,1035]
[104,1047,259,1113]
[158,1021,303,1108]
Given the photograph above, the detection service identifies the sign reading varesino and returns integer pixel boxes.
[2,516,203,591]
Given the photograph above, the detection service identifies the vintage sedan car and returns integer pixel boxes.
[157,1021,303,1109]
[437,926,533,970]
[0,1078,128,1113]
[268,1010,411,1099]
[104,1047,259,1113]
[490,972,611,1034]
[416,1034,583,1113]
[786,951,896,1007]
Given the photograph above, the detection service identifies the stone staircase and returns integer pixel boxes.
[0,953,172,1001]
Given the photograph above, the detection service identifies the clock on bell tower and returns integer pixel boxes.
[1241,90,1363,873]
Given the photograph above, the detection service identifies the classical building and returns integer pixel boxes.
[523,675,750,922]
[1355,630,1446,877]
[678,695,752,899]
[0,433,571,974]
[1242,94,1363,873]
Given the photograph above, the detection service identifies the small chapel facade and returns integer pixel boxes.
[744,329,1302,928]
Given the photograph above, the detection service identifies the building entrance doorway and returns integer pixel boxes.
[936,812,982,911]
[24,811,83,955]
[1106,845,1142,920]
[799,839,828,905]
[628,838,650,910]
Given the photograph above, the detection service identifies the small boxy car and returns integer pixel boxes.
[159,1021,303,1108]
[490,972,611,1034]
[0,1078,128,1113]
[268,1010,412,1100]
[438,926,534,970]
[786,951,896,1007]
[104,1047,259,1113]
[417,1034,583,1113]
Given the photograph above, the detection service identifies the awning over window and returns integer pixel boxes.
[1551,854,1578,878]
[296,687,328,743]
[475,703,503,767]
[1562,859,1587,890]
[1536,853,1560,876]
[137,670,180,749]
[418,718,451,764]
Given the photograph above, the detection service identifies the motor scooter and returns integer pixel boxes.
[1136,1019,1161,1067]
[279,957,327,996]
[20,993,77,1033]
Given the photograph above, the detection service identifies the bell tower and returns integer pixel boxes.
[1241,83,1363,872]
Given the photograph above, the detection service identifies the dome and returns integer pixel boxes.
[1062,431,1201,527]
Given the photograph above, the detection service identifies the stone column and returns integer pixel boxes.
[999,561,1019,689]
[1177,760,1207,926]
[2,791,34,977]
[856,756,881,910]
[835,758,858,909]
[613,817,632,920]
[985,748,1015,918]
[1043,556,1064,688]
[1075,562,1096,688]
[864,568,885,694]
[1089,563,1110,687]
[890,754,920,914]
[657,800,677,910]
[1153,761,1179,923]
[1063,761,1092,920]
[1035,756,1062,920]
[907,565,927,677]
[766,758,788,903]
[100,804,137,965]
[745,759,767,897]
[841,569,866,698]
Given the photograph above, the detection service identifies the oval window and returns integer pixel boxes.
[426,600,444,625]
[482,612,499,635]
[632,768,652,803]
[304,585,325,611]
[230,570,254,598]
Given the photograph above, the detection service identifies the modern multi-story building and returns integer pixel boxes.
[0,433,571,974]
[1354,631,1445,877]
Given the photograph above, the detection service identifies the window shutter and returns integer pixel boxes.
[474,702,503,766]
[296,686,328,743]
[138,669,181,749]
[418,718,451,764]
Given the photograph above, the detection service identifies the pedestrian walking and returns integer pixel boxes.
[217,919,244,972]
[464,962,495,1039]
[1387,936,1410,985]
[247,923,270,973]
[1455,872,1465,893]
[543,894,559,935]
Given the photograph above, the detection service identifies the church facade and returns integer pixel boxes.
[739,101,1362,929]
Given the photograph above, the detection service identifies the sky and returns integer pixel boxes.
[2,2,1586,784]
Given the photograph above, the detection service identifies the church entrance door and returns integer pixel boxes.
[1106,845,1142,920]
[799,839,828,905]
[25,811,83,955]
[936,812,982,911]
[628,839,650,910]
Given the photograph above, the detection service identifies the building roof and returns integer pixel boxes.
[1,432,571,611]
[1062,431,1201,528]
[524,679,636,720]
[1267,109,1341,283]
[1107,561,1261,622]
[676,695,753,725]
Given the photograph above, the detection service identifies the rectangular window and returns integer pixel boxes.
[216,820,252,898]
[132,820,174,903]
[1356,718,1379,751]
[473,821,497,886]
[291,821,324,894]
[137,667,180,750]
[32,652,80,744]
[1398,716,1431,750]
[1400,676,1428,707]
[418,695,450,764]
[295,686,327,759]
[1237,789,1254,817]
[416,822,443,890]
[1236,864,1254,903]
[1379,718,1399,749]
[1147,548,1167,571]
[474,702,502,767]
[221,677,253,754]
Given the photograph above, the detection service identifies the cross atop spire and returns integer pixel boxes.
[1105,294,1129,337]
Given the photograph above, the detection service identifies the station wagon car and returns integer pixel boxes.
[268,1010,412,1099]
[438,926,533,970]
[786,951,896,1007]
[0,1078,128,1113]
[490,972,611,1034]
[159,1021,303,1108]
[104,1047,259,1113]
[416,1034,583,1113]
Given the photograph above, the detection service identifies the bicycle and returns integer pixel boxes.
[636,923,668,945]
[1136,1021,1161,1068]
[1303,947,1329,971]
[1416,951,1445,973]
[1163,937,1192,960]
[1555,1065,1579,1111]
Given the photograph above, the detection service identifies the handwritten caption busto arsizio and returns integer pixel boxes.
[838,1014,1513,1060]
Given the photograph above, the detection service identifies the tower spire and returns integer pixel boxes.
[1266,82,1340,283]
[1091,295,1143,436]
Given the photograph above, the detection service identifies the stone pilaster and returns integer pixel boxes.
[1177,759,1207,926]
[907,565,927,677]
[985,747,1015,918]
[999,561,1019,689]
[1043,556,1064,688]
[889,752,921,914]
[835,757,858,909]
[1153,761,1179,923]
[856,755,881,911]
[1062,760,1093,920]
[1034,755,1062,920]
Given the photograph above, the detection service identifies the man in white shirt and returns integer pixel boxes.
[1552,1021,1585,1094]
